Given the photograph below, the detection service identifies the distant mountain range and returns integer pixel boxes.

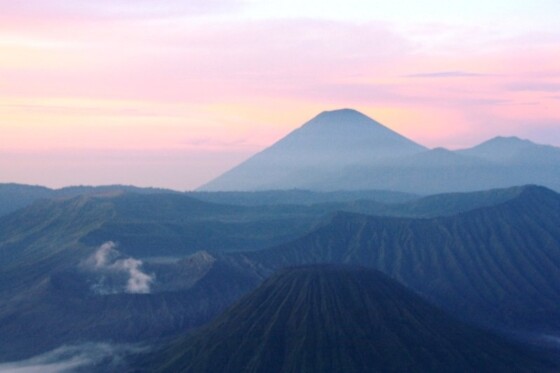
[0,183,421,219]
[142,266,555,373]
[0,185,535,272]
[200,109,560,193]
[2,185,560,364]
[0,183,176,217]
[0,187,457,360]
[2,109,559,370]
[236,185,560,335]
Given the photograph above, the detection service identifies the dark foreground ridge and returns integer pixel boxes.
[246,185,560,333]
[143,265,555,373]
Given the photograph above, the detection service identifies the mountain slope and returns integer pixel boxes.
[147,266,554,373]
[189,189,417,206]
[457,136,558,162]
[199,109,560,193]
[0,192,317,274]
[0,250,261,361]
[0,183,177,217]
[2,186,558,362]
[238,186,560,334]
[2,185,529,268]
[0,184,52,217]
[200,109,426,191]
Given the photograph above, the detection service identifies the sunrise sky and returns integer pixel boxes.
[1,0,559,190]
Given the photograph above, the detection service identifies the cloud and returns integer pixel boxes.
[0,18,411,104]
[0,102,165,117]
[83,242,154,294]
[297,82,511,107]
[0,0,244,22]
[507,82,560,92]
[404,71,486,78]
[0,343,144,373]
[181,136,253,150]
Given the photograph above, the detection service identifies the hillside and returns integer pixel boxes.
[188,189,417,206]
[0,183,177,217]
[146,266,554,373]
[241,186,560,334]
[1,185,558,362]
[0,192,316,274]
[199,109,427,191]
[0,248,262,361]
[200,109,560,193]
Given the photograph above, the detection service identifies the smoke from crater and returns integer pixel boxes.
[83,241,154,294]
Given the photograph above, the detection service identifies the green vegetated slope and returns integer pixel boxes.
[0,183,176,217]
[92,188,534,257]
[0,184,53,217]
[147,266,555,373]
[242,186,560,333]
[0,184,530,300]
[0,197,113,265]
[0,185,520,273]
[0,191,314,276]
[78,193,322,257]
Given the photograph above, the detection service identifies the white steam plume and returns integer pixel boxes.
[83,242,154,294]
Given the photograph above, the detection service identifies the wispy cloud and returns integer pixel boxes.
[404,71,486,78]
[0,343,145,373]
[0,0,245,22]
[0,102,165,117]
[298,82,510,107]
[182,136,253,149]
[507,82,560,92]
[1,0,560,188]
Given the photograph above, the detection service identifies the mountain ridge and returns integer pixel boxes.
[144,265,555,373]
[1,185,559,362]
[0,183,178,217]
[199,109,427,191]
[233,185,560,334]
[199,109,560,193]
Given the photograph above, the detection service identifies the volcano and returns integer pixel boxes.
[147,265,554,373]
[199,109,426,191]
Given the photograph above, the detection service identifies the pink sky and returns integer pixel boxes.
[1,0,559,190]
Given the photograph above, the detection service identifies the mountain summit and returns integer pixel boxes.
[283,109,426,157]
[456,136,538,161]
[199,109,560,193]
[199,109,426,191]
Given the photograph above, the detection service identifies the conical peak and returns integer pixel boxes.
[304,108,383,129]
[318,108,364,118]
[198,109,427,191]
[149,265,555,372]
[264,108,426,160]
